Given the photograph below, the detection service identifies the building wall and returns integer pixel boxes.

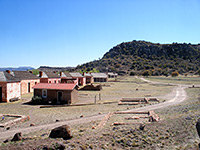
[48,78,61,84]
[71,89,78,104]
[21,79,40,95]
[40,78,48,83]
[7,82,21,102]
[86,76,94,84]
[40,78,60,83]
[0,82,7,102]
[94,77,108,82]
[34,88,78,104]
[79,77,86,86]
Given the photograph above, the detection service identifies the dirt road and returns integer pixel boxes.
[0,77,188,140]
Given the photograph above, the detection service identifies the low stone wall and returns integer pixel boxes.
[0,114,30,128]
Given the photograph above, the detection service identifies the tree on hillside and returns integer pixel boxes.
[130,71,135,76]
[142,70,151,77]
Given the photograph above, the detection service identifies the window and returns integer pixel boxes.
[54,80,56,83]
[49,81,51,83]
[42,89,47,98]
[35,82,37,85]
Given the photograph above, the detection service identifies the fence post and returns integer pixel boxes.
[99,93,101,100]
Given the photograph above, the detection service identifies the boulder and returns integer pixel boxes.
[196,118,200,138]
[30,123,35,127]
[139,124,145,130]
[11,132,22,142]
[49,125,72,140]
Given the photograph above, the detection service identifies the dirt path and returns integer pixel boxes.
[0,77,188,140]
[0,114,106,140]
[125,85,187,112]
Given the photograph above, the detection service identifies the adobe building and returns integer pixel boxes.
[83,72,94,84]
[69,72,86,86]
[33,83,78,104]
[60,72,78,84]
[0,71,21,102]
[91,73,108,82]
[108,72,118,78]
[39,71,61,84]
[11,71,40,95]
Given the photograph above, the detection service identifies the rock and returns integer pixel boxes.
[196,118,200,138]
[3,139,9,143]
[6,127,10,130]
[80,115,84,118]
[49,125,72,140]
[30,123,35,126]
[40,145,49,150]
[11,132,22,141]
[139,124,145,130]
[185,116,192,120]
[56,119,60,122]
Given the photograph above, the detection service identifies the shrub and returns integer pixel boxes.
[142,70,151,77]
[171,71,179,77]
[31,96,42,104]
[130,71,135,76]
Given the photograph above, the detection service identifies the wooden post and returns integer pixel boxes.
[99,93,101,100]
[94,95,97,104]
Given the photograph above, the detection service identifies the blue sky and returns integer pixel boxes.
[0,0,200,68]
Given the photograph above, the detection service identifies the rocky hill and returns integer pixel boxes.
[76,40,200,75]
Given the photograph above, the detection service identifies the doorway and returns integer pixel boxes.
[0,87,2,102]
[57,91,63,103]
[28,82,30,93]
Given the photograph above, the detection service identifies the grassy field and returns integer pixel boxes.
[145,75,200,85]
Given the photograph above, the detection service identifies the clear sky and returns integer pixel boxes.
[0,0,200,68]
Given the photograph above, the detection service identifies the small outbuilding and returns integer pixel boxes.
[33,83,78,104]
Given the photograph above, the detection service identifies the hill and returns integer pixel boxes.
[0,66,35,71]
[76,40,200,75]
[38,66,75,72]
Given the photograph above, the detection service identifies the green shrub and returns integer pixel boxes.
[130,71,135,76]
[31,96,42,104]
[142,70,151,77]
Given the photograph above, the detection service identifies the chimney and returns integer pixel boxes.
[83,72,85,76]
[60,72,62,77]
[39,71,43,77]
[6,70,11,74]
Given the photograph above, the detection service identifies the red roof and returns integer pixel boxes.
[33,83,77,90]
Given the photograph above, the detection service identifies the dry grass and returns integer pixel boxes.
[145,75,200,85]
